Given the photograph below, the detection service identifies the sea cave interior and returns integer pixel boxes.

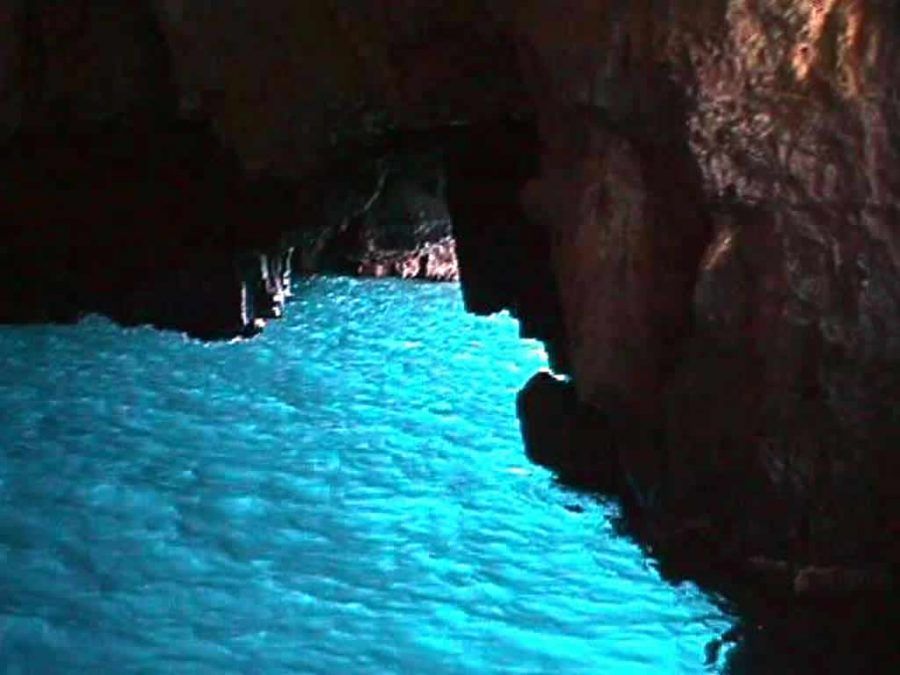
[2,2,900,673]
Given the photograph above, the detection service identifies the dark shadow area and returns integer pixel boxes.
[445,120,570,371]
[0,116,258,338]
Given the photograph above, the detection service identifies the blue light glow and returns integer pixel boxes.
[0,277,735,672]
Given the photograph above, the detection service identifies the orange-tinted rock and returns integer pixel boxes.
[500,0,900,565]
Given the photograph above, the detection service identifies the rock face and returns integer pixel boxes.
[2,0,900,575]
[517,372,618,491]
[504,0,900,571]
[352,151,458,281]
[308,147,460,282]
[355,237,458,282]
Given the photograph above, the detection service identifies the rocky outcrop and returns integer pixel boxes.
[445,120,571,369]
[307,146,460,281]
[517,372,618,490]
[503,0,900,574]
[355,236,458,281]
[352,150,458,281]
[0,114,290,338]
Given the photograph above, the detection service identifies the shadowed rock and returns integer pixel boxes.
[517,371,618,491]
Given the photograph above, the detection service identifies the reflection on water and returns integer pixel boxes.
[0,277,735,673]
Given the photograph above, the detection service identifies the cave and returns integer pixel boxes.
[2,1,900,672]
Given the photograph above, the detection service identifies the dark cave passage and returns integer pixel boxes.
[0,111,567,349]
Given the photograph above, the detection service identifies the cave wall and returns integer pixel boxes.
[146,0,531,175]
[0,1,23,139]
[2,0,900,569]
[502,0,900,567]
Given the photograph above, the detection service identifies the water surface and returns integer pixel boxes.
[0,277,734,673]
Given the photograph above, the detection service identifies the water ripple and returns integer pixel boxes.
[0,277,734,673]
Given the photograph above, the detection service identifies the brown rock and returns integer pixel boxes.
[504,0,900,567]
[517,371,618,490]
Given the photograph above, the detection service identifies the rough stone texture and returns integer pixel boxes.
[495,0,900,569]
[671,0,900,567]
[517,371,618,490]
[309,147,460,281]
[356,237,458,282]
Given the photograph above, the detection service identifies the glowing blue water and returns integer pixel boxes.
[0,277,734,673]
